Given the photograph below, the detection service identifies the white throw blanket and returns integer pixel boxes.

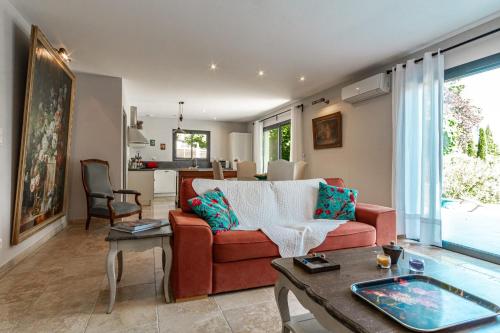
[192,179,347,257]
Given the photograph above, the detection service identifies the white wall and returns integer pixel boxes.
[0,0,66,269]
[130,117,248,161]
[251,16,500,208]
[302,89,393,206]
[67,72,123,221]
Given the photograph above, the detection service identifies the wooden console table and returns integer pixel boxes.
[271,247,500,333]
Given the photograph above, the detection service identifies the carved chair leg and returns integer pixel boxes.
[110,217,114,226]
[85,216,91,230]
[139,211,142,219]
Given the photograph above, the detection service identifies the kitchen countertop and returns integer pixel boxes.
[178,168,235,172]
[128,167,234,172]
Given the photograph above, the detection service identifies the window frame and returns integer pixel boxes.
[172,129,211,161]
[442,51,500,265]
[263,120,291,161]
[445,52,500,81]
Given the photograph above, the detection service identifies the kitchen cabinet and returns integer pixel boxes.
[229,132,252,163]
[127,170,154,206]
[154,170,177,196]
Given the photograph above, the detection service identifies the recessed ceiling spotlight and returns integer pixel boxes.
[213,117,217,120]
[258,70,265,76]
[299,76,305,82]
[202,109,206,113]
[210,63,217,70]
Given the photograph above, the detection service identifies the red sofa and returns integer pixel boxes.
[169,178,396,299]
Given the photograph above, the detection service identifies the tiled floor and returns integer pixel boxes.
[1,198,499,333]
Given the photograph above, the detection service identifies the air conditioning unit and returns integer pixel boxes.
[341,73,390,103]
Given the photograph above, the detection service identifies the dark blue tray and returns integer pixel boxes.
[351,274,499,332]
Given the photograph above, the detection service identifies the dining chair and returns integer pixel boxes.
[237,161,257,180]
[267,159,295,181]
[212,160,224,180]
[293,161,307,180]
[81,159,142,230]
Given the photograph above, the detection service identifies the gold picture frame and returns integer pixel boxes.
[312,112,342,149]
[12,26,76,244]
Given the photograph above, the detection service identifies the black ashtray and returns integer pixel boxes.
[293,254,340,273]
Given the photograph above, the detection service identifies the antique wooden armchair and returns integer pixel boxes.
[81,159,142,230]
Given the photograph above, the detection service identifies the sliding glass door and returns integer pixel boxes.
[442,53,500,264]
[263,121,290,172]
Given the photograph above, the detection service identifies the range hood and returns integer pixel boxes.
[128,106,148,147]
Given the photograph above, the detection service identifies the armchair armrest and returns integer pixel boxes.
[169,210,213,299]
[114,189,141,195]
[355,202,396,246]
[89,192,114,200]
[114,189,141,206]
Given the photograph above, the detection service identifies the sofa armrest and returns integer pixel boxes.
[355,203,396,246]
[169,210,213,299]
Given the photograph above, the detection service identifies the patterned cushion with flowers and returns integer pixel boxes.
[188,188,239,234]
[314,182,358,220]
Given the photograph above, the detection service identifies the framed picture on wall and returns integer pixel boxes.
[312,112,342,149]
[12,25,76,244]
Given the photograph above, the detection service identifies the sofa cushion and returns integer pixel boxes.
[180,178,197,213]
[311,221,376,252]
[188,188,239,234]
[213,221,376,263]
[314,183,358,220]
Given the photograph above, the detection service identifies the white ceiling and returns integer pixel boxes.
[9,0,500,121]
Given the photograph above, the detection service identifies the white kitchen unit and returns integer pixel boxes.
[229,132,252,163]
[154,169,177,196]
[127,170,154,206]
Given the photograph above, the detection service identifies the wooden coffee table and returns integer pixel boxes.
[271,247,500,333]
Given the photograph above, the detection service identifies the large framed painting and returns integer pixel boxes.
[12,26,76,244]
[312,112,342,149]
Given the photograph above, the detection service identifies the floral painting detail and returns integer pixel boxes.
[314,182,358,220]
[12,26,75,244]
[188,188,239,234]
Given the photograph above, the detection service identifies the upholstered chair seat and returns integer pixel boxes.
[90,201,141,217]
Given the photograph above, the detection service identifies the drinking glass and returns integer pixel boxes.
[377,253,391,268]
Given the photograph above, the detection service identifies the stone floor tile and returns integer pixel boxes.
[157,297,230,333]
[224,300,282,333]
[86,283,157,333]
[13,312,90,333]
[214,287,274,311]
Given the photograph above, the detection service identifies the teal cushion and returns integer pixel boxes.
[188,188,239,234]
[314,182,358,220]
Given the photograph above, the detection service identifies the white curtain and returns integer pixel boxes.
[253,121,263,173]
[290,105,304,162]
[392,51,444,246]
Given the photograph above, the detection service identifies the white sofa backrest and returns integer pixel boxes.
[192,179,326,229]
